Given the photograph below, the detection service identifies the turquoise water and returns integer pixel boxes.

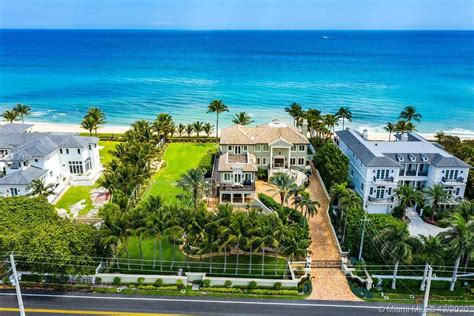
[0,30,473,134]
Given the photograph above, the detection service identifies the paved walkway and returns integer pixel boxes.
[306,165,361,301]
[406,209,448,237]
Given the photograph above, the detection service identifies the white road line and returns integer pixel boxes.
[1,292,472,313]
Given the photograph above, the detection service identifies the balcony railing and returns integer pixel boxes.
[417,171,429,176]
[373,176,394,183]
[442,177,464,183]
[368,196,394,203]
[405,170,417,176]
[220,183,255,192]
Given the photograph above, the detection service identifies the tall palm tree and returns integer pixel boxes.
[203,122,215,138]
[395,120,415,134]
[144,197,168,270]
[417,235,445,266]
[399,105,422,123]
[268,172,295,206]
[434,131,445,143]
[296,191,320,218]
[375,227,413,289]
[176,168,209,211]
[185,124,194,137]
[339,189,362,242]
[329,182,348,207]
[336,107,352,130]
[13,104,31,124]
[232,112,254,125]
[207,99,229,142]
[284,102,305,127]
[225,212,248,274]
[322,114,339,135]
[2,110,19,123]
[305,108,322,138]
[438,213,474,291]
[177,123,186,137]
[384,122,395,141]
[153,113,175,141]
[423,184,450,221]
[26,178,56,198]
[395,184,422,219]
[81,115,95,136]
[451,201,473,223]
[192,121,204,138]
[86,107,106,136]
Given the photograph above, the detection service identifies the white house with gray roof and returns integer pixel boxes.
[211,119,311,205]
[0,123,102,202]
[335,128,471,214]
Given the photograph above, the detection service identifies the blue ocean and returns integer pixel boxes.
[0,30,473,134]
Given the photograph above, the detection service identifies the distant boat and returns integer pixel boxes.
[322,36,329,39]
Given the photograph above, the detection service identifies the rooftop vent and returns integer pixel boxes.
[396,154,404,162]
[362,129,368,140]
[400,133,409,141]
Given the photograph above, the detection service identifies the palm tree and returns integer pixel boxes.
[395,120,415,134]
[176,168,209,211]
[438,213,474,291]
[86,107,106,136]
[384,122,395,141]
[339,189,362,242]
[177,123,186,137]
[435,131,445,143]
[13,104,31,124]
[268,172,295,206]
[296,191,319,218]
[423,184,450,221]
[153,113,175,141]
[207,99,229,141]
[375,227,413,289]
[399,105,422,123]
[26,178,56,198]
[305,108,322,138]
[329,182,348,207]
[417,235,445,266]
[284,102,305,127]
[185,124,194,137]
[192,121,204,138]
[322,114,339,135]
[203,122,214,138]
[2,110,19,123]
[232,112,254,125]
[225,212,248,274]
[144,196,168,270]
[336,107,352,130]
[395,184,422,219]
[451,201,473,223]
[81,115,95,136]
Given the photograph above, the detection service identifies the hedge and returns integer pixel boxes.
[200,287,299,296]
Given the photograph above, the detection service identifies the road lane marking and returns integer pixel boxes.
[0,308,184,315]
[0,292,472,313]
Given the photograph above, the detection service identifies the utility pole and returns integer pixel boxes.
[421,265,433,316]
[9,253,26,316]
[358,215,368,261]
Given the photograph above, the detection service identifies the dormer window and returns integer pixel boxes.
[420,154,428,162]
[396,154,404,162]
[408,154,416,162]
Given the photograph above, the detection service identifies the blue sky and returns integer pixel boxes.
[0,0,472,30]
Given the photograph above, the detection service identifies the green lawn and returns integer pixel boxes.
[99,140,118,165]
[144,143,217,201]
[112,237,289,279]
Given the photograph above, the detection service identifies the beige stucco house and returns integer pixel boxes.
[211,119,312,205]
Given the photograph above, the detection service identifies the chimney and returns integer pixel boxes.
[362,129,368,140]
[401,133,408,141]
[301,119,308,137]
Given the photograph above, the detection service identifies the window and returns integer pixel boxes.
[455,188,460,195]
[66,149,69,154]
[291,145,296,151]
[68,161,84,174]
[256,157,261,165]
[23,161,29,167]
[290,158,296,165]
[255,145,261,152]
[89,145,92,150]
[77,149,81,154]
[228,145,232,151]
[262,145,269,152]
[94,143,97,148]
[299,145,305,152]
[350,169,354,177]
[85,157,92,172]
[388,188,392,195]
[34,159,38,162]
[49,171,53,177]
[243,145,248,152]
[298,158,305,165]
[262,157,268,165]
[223,173,231,181]
[244,173,252,181]
[369,187,373,195]
[361,183,364,191]
[60,149,63,154]
[10,188,19,196]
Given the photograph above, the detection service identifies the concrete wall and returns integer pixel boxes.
[97,273,186,285]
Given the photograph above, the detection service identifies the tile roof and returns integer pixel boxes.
[220,121,309,145]
[0,166,47,185]
[217,152,258,172]
[0,123,33,134]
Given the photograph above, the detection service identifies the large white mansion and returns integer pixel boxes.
[0,123,102,202]
[335,128,471,214]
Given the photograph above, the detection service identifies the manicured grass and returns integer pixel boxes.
[144,143,217,201]
[55,184,98,216]
[99,140,118,166]
[113,237,289,279]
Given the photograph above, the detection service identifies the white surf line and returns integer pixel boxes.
[0,293,471,313]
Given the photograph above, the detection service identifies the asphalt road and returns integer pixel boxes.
[0,291,472,316]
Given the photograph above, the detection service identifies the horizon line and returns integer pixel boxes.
[1,28,473,32]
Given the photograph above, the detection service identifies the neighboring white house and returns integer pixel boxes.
[335,128,471,214]
[211,119,312,205]
[0,123,102,202]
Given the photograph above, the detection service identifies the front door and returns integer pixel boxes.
[234,146,241,154]
[274,158,284,168]
[234,173,242,183]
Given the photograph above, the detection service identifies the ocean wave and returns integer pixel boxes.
[123,77,218,86]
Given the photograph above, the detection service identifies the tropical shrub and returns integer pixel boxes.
[203,279,211,287]
[274,282,282,290]
[176,279,185,289]
[313,142,349,189]
[154,278,164,287]
[113,277,121,286]
[248,281,257,289]
[137,277,145,285]
[257,168,268,180]
[224,280,232,288]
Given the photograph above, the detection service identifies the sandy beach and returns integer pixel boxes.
[3,120,473,141]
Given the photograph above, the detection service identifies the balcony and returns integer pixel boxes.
[442,177,464,184]
[405,170,417,176]
[368,196,394,203]
[220,182,255,192]
[373,176,394,184]
[417,171,429,176]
